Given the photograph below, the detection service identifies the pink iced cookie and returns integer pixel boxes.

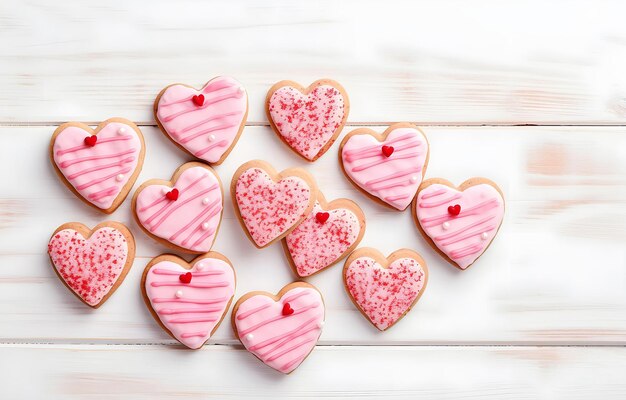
[413,178,505,270]
[340,123,429,211]
[133,162,223,254]
[283,194,365,277]
[232,283,325,374]
[267,79,349,161]
[155,76,248,165]
[50,118,145,213]
[143,253,236,349]
[343,248,428,331]
[47,222,135,308]
[232,160,316,248]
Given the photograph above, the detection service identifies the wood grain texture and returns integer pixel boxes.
[1,125,625,345]
[2,0,626,124]
[1,344,625,399]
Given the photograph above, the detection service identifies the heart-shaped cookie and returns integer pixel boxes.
[155,76,248,165]
[413,178,505,270]
[142,252,236,349]
[50,118,145,213]
[132,162,224,254]
[232,282,325,374]
[343,248,428,331]
[339,123,429,211]
[283,192,366,277]
[47,222,135,308]
[267,79,349,161]
[231,160,317,248]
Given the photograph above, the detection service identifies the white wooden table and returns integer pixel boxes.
[1,1,626,398]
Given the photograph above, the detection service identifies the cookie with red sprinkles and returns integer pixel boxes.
[231,160,317,248]
[282,191,366,278]
[47,221,135,308]
[343,247,428,331]
[266,79,349,162]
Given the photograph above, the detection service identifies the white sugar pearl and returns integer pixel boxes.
[208,134,216,142]
[115,174,125,182]
[246,334,254,341]
[202,222,210,230]
[410,176,419,183]
[238,87,245,94]
[442,222,450,230]
[481,232,489,240]
[202,197,210,205]
[196,262,205,271]
[118,127,126,134]
[175,290,183,298]
[161,188,169,195]
[317,321,325,329]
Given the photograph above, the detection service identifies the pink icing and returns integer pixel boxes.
[415,183,505,269]
[145,258,235,349]
[268,84,346,160]
[234,286,324,373]
[135,166,223,252]
[47,227,129,306]
[341,127,428,210]
[344,256,426,330]
[156,76,247,164]
[285,202,361,277]
[234,167,312,247]
[52,122,142,209]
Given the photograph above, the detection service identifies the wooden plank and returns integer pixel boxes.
[1,125,625,344]
[1,344,625,399]
[2,0,626,124]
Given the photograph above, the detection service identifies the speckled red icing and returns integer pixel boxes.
[268,84,346,160]
[414,183,505,269]
[345,256,426,330]
[285,202,361,277]
[47,228,129,306]
[234,167,312,247]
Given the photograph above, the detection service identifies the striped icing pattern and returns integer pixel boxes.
[234,287,324,374]
[52,122,142,209]
[145,259,235,349]
[341,127,428,210]
[135,166,223,252]
[156,76,247,164]
[414,183,505,269]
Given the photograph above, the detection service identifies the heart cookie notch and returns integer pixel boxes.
[142,252,236,349]
[154,76,248,165]
[343,248,428,331]
[266,79,349,161]
[132,162,224,254]
[47,221,135,308]
[50,118,145,213]
[412,178,505,270]
[231,160,317,248]
[339,123,429,211]
[232,282,325,374]
[283,192,366,277]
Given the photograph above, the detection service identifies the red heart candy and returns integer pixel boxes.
[166,188,179,201]
[84,135,97,147]
[282,302,294,316]
[448,204,461,216]
[381,145,394,157]
[192,94,205,106]
[315,212,330,224]
[179,272,192,283]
